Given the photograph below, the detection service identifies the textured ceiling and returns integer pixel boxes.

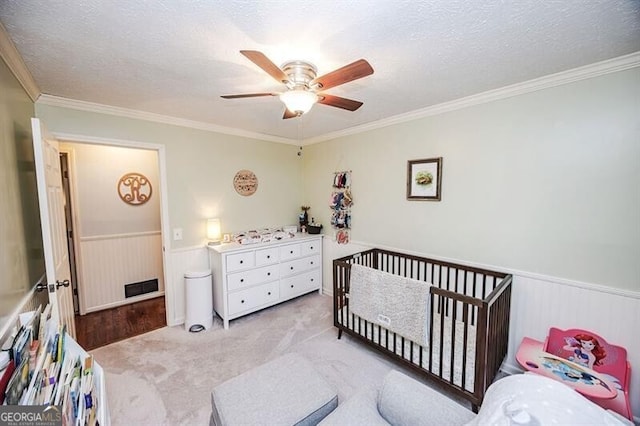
[1,1,639,142]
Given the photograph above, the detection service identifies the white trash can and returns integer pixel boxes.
[184,270,213,332]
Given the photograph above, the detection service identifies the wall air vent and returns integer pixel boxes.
[124,278,158,298]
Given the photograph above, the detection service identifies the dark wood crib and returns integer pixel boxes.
[333,248,512,410]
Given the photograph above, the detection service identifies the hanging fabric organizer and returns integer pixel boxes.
[330,171,352,244]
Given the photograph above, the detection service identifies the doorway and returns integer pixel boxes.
[59,141,168,348]
[60,152,80,314]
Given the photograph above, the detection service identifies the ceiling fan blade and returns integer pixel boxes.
[317,94,363,111]
[221,93,277,99]
[283,108,298,119]
[311,59,373,91]
[240,50,289,84]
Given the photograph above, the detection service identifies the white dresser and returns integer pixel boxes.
[208,234,323,329]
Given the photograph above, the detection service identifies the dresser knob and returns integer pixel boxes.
[311,278,314,282]
[267,272,271,276]
[267,255,271,259]
[268,292,271,295]
[240,260,243,264]
[240,278,244,282]
[310,261,314,265]
[290,284,294,288]
[310,246,313,250]
[290,266,294,270]
[290,250,293,254]
[241,299,245,304]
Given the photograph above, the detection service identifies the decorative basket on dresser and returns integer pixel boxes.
[208,234,323,329]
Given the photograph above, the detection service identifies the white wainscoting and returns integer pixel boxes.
[162,237,640,418]
[505,274,640,419]
[167,245,209,326]
[321,239,640,419]
[77,231,164,313]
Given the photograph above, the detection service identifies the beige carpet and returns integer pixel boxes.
[91,293,469,425]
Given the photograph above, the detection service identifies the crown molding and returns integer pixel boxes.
[305,51,640,144]
[35,51,639,146]
[37,94,297,145]
[0,21,41,102]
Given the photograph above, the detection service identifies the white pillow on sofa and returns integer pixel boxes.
[466,373,628,425]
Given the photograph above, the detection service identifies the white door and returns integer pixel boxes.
[32,118,76,338]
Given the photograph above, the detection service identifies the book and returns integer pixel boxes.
[11,326,30,366]
[53,354,78,406]
[6,356,29,405]
[80,355,95,424]
[38,303,53,347]
[0,359,16,404]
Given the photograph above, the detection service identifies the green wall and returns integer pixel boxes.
[303,68,640,292]
[0,56,43,323]
[33,67,640,293]
[34,106,304,249]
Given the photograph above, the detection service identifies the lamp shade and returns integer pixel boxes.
[280,90,318,115]
[207,218,221,242]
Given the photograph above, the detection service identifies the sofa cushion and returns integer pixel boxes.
[210,353,338,426]
[319,388,390,426]
[377,371,475,426]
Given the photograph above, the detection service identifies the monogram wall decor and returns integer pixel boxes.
[118,172,152,206]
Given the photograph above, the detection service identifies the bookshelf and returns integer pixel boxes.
[0,304,109,425]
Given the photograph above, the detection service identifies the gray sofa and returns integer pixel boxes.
[210,353,633,426]
[319,370,474,426]
[319,370,633,426]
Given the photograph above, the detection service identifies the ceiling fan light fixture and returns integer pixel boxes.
[280,90,318,115]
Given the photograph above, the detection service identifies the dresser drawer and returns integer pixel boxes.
[255,247,279,266]
[279,243,301,261]
[300,240,321,257]
[280,255,321,278]
[227,264,279,292]
[226,251,255,272]
[228,282,279,316]
[280,269,321,300]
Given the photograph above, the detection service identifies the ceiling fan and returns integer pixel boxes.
[221,50,374,119]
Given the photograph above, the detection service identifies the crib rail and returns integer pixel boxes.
[333,248,512,409]
[479,275,512,399]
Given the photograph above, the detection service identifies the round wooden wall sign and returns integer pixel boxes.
[233,169,258,196]
[118,172,152,205]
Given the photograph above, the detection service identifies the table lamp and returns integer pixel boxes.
[207,218,222,246]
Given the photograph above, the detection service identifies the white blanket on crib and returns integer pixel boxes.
[349,264,431,346]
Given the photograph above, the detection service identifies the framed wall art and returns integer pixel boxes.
[406,157,442,201]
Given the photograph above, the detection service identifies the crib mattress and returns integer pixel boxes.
[338,307,476,392]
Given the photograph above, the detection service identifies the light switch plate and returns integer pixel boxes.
[173,228,183,240]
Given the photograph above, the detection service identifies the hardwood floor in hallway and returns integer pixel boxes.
[74,296,167,350]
